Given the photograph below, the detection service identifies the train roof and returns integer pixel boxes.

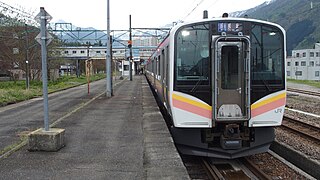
[170,17,285,34]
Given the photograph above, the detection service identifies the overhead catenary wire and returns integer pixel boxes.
[0,1,37,26]
[176,0,221,23]
[182,0,205,20]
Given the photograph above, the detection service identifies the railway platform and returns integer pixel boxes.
[0,76,189,179]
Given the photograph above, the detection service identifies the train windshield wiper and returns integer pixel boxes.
[256,73,271,91]
[190,77,207,92]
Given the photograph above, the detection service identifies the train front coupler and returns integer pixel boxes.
[220,124,242,149]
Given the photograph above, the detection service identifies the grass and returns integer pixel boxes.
[287,79,320,88]
[0,73,106,106]
[0,136,28,158]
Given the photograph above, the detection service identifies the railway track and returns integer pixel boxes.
[201,157,270,180]
[287,88,320,97]
[281,116,320,143]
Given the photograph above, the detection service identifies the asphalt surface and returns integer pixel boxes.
[0,79,107,151]
[0,76,189,179]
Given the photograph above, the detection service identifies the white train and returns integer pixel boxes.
[146,16,286,159]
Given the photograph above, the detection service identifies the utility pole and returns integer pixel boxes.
[40,7,49,131]
[129,15,133,81]
[106,0,112,97]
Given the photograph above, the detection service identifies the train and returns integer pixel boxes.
[145,15,286,159]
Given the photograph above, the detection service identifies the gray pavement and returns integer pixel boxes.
[0,76,189,180]
[287,81,320,92]
[0,79,107,150]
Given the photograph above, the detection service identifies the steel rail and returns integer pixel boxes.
[281,116,320,142]
[287,88,320,97]
[201,157,272,180]
[241,157,271,180]
[201,158,222,180]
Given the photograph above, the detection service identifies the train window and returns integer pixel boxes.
[156,58,158,75]
[221,46,239,89]
[161,49,165,79]
[175,24,210,81]
[152,58,155,74]
[251,24,284,85]
[158,55,161,77]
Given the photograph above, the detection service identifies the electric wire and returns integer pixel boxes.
[182,0,205,20]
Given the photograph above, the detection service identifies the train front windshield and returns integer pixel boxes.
[174,20,285,103]
[175,24,210,81]
[251,24,284,85]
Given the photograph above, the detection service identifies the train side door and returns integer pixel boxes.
[164,46,170,109]
[212,36,250,121]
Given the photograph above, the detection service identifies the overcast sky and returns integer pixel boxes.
[1,0,270,30]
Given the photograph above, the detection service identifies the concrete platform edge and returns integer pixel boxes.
[141,77,190,179]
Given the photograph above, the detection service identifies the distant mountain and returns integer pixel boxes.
[230,0,275,17]
[231,0,320,54]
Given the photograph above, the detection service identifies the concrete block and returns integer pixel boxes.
[28,128,65,152]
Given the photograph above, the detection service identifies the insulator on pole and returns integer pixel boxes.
[203,10,208,19]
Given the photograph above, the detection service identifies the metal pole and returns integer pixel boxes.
[76,59,79,78]
[110,36,113,95]
[26,61,29,88]
[129,15,133,81]
[87,47,90,95]
[25,24,30,90]
[106,0,112,97]
[40,7,49,131]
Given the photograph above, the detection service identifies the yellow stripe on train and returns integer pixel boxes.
[172,93,212,111]
[251,92,286,110]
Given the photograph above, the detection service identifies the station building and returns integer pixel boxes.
[286,43,320,81]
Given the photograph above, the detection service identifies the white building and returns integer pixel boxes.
[133,37,159,47]
[286,43,320,81]
[55,45,156,76]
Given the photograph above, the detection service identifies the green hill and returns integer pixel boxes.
[235,0,320,54]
